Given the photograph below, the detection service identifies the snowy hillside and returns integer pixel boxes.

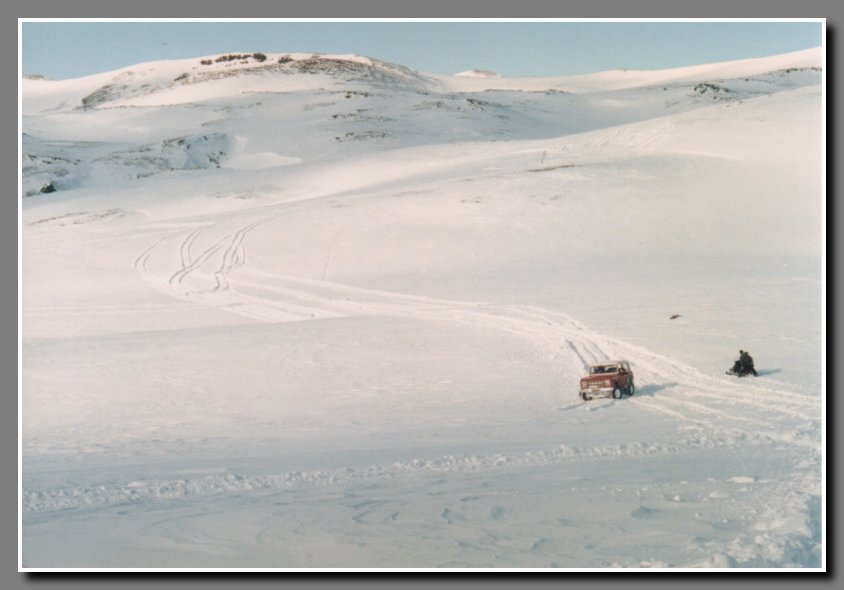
[21,48,824,569]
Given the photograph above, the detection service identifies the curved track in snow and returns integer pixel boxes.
[131,210,820,457]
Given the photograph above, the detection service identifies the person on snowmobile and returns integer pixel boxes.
[732,351,745,375]
[740,350,758,376]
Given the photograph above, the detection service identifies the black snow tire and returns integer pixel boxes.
[612,387,623,400]
[581,392,591,401]
[628,381,635,396]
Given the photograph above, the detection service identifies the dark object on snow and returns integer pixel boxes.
[40,182,56,194]
[727,349,758,377]
[669,314,681,320]
[741,350,759,376]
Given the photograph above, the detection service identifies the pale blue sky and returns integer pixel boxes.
[21,20,823,80]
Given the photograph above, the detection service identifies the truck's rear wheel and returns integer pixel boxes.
[627,382,635,396]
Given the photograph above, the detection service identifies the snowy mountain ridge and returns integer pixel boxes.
[21,48,822,200]
[23,46,821,101]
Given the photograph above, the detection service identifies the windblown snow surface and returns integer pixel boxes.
[21,49,824,570]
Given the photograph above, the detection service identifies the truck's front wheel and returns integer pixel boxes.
[612,387,623,400]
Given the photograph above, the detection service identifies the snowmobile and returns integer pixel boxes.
[726,367,756,377]
[726,360,758,377]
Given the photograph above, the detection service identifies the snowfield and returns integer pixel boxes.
[20,49,824,570]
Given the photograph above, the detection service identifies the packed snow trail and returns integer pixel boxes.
[132,212,819,437]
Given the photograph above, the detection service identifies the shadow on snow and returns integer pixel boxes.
[633,382,680,397]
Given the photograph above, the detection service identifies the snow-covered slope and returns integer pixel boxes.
[21,48,824,570]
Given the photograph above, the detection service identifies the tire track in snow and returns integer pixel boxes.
[179,228,202,270]
[557,315,817,420]
[134,217,817,439]
[609,334,814,407]
[486,305,817,435]
[139,221,266,300]
[432,302,815,430]
[300,281,804,435]
[169,240,226,291]
[213,222,260,292]
[607,341,817,423]
[564,340,592,373]
[134,233,175,283]
[134,230,194,296]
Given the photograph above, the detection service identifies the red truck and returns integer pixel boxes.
[579,360,634,401]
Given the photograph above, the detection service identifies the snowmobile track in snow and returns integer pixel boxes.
[132,214,818,450]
